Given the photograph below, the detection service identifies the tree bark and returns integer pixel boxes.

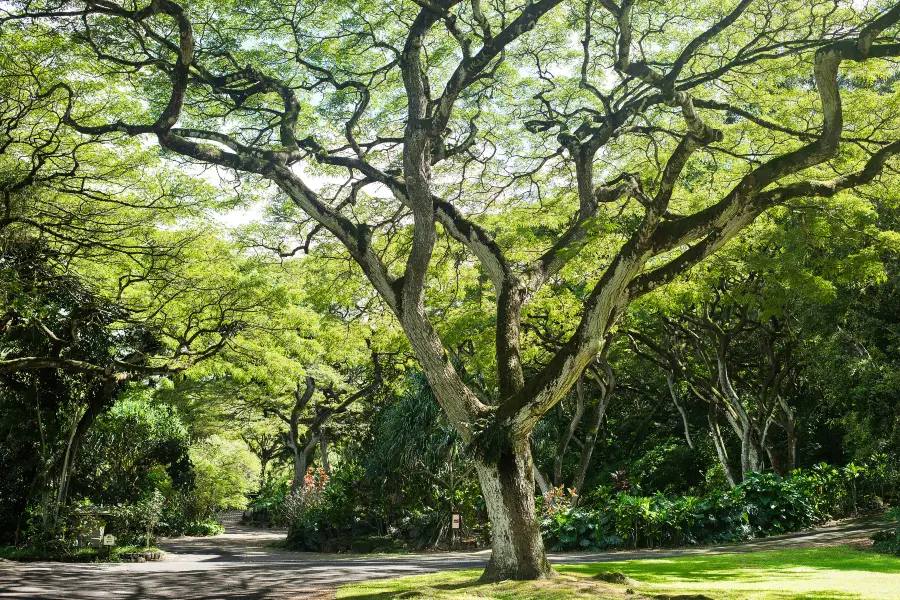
[533,465,550,496]
[259,457,269,489]
[476,440,553,581]
[708,400,737,489]
[319,430,331,476]
[291,434,318,491]
[666,373,694,449]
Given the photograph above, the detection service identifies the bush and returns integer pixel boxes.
[541,465,861,552]
[872,528,900,555]
[155,491,222,537]
[740,472,818,533]
[181,520,224,536]
[542,507,612,552]
[245,477,291,525]
[106,490,165,547]
[872,508,900,555]
[284,468,332,551]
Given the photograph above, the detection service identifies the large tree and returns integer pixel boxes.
[5,0,900,579]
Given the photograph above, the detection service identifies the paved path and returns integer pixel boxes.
[0,517,890,600]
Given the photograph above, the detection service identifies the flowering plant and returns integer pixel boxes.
[542,485,578,516]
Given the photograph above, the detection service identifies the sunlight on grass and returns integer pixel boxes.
[337,547,900,600]
[559,546,900,599]
[336,571,632,600]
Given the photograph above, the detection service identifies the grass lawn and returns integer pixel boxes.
[337,546,900,600]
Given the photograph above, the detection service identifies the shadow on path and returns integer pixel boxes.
[0,518,891,600]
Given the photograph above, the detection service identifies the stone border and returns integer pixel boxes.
[120,550,165,563]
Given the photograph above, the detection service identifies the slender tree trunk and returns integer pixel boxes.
[786,424,797,472]
[475,440,553,582]
[571,387,613,497]
[319,430,330,476]
[259,457,269,490]
[779,398,797,472]
[552,377,585,486]
[533,465,550,496]
[53,378,117,526]
[666,373,693,449]
[708,401,737,488]
[53,409,82,526]
[570,357,615,499]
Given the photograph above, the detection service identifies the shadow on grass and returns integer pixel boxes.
[560,546,900,582]
[337,548,900,600]
[555,547,899,600]
[337,574,611,600]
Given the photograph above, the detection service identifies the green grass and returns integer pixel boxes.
[0,544,162,562]
[337,570,631,600]
[337,546,900,600]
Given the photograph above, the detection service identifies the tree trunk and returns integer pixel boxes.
[786,424,797,472]
[292,439,312,491]
[708,400,737,488]
[319,430,331,476]
[533,465,550,496]
[666,373,694,449]
[552,376,585,486]
[259,457,269,490]
[571,357,615,499]
[571,388,612,498]
[53,378,118,526]
[739,422,763,480]
[475,440,553,582]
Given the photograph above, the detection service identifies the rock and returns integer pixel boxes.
[593,571,636,585]
[120,551,164,563]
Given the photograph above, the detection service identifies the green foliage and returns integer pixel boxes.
[245,477,292,525]
[541,464,877,552]
[872,528,900,556]
[189,435,259,511]
[0,544,163,563]
[740,472,817,534]
[74,391,191,505]
[155,490,222,537]
[104,490,164,547]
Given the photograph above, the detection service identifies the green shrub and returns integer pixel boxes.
[739,472,818,533]
[542,507,612,552]
[181,520,224,536]
[155,491,221,537]
[540,465,862,552]
[872,528,900,555]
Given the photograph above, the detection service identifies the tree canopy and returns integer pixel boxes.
[1,0,899,581]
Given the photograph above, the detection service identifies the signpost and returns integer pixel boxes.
[450,512,461,549]
[102,534,116,559]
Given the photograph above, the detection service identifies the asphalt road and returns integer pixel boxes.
[0,517,890,600]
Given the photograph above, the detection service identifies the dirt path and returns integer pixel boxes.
[0,517,890,600]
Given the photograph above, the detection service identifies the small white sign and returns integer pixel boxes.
[451,513,461,529]
[102,534,116,546]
